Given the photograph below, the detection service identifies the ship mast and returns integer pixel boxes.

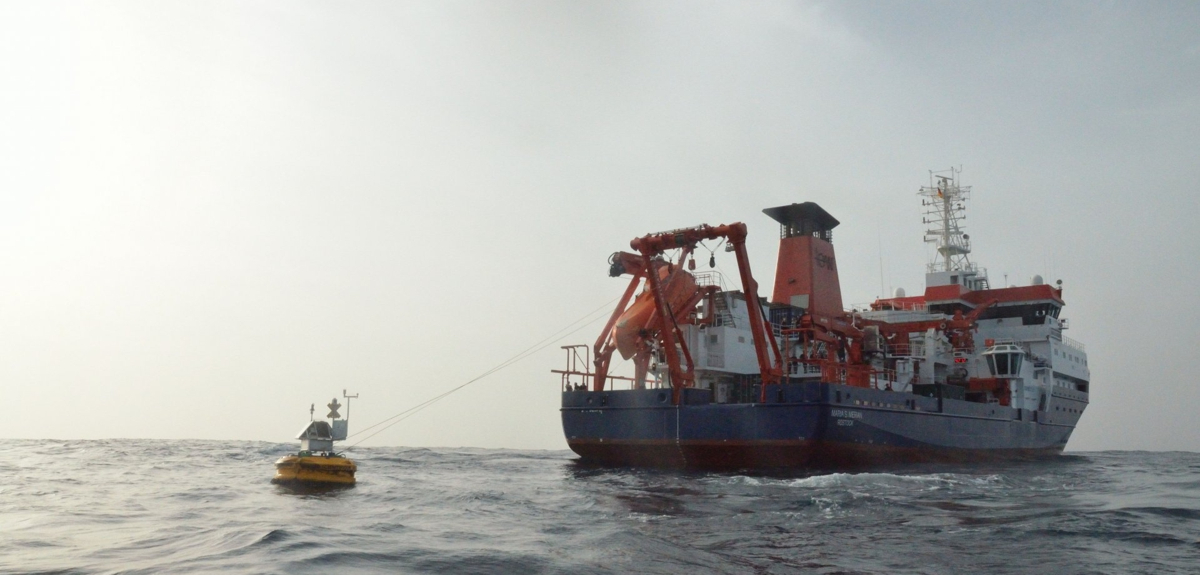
[919,167,973,273]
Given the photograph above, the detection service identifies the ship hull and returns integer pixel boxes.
[562,383,1083,470]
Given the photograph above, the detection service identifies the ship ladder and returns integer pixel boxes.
[674,403,687,467]
[712,294,735,327]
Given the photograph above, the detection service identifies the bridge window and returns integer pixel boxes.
[986,352,1023,376]
[987,354,1004,375]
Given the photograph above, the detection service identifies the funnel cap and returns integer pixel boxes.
[762,202,839,235]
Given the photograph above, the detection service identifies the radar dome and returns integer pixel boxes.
[1031,274,1044,285]
[894,287,906,298]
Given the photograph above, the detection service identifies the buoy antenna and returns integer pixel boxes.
[343,390,359,422]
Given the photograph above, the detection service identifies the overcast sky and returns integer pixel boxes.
[2,1,1197,451]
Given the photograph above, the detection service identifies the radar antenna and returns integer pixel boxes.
[919,167,974,273]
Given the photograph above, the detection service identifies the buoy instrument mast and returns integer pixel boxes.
[273,390,358,486]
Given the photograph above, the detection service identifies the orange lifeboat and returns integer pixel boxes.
[613,266,698,360]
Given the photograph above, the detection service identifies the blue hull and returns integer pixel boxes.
[561,383,1084,469]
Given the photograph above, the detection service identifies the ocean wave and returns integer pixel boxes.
[2,440,1198,575]
[1119,506,1200,521]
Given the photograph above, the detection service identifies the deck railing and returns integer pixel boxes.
[693,271,728,291]
[888,343,926,357]
[1061,335,1086,351]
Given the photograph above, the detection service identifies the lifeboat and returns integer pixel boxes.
[613,265,697,360]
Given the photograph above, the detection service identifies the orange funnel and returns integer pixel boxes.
[762,202,843,317]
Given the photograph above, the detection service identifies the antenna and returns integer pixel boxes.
[343,389,359,422]
[918,167,974,274]
[878,235,885,298]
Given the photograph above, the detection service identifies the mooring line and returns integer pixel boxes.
[345,296,620,447]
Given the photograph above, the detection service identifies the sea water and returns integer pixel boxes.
[2,440,1197,574]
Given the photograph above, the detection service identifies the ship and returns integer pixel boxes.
[557,170,1090,469]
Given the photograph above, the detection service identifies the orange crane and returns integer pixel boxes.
[592,223,784,404]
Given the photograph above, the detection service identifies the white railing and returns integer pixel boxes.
[888,343,926,357]
[694,271,728,291]
[788,362,823,376]
[1061,336,1086,351]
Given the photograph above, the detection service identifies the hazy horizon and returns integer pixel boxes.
[3,1,1198,452]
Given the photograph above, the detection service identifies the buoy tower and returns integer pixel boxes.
[272,390,358,486]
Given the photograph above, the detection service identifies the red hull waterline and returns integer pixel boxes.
[567,438,1066,470]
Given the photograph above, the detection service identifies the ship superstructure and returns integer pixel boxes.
[557,171,1089,468]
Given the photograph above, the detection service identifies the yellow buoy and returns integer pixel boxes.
[273,391,359,486]
[273,453,356,485]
